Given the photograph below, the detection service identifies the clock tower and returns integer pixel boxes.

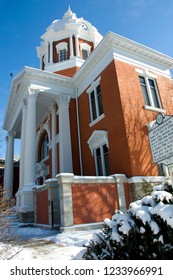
[37,6,103,77]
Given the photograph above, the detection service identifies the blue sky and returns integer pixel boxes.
[1,0,173,158]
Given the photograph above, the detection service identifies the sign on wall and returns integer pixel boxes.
[148,113,173,166]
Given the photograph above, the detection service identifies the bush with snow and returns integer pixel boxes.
[83,181,173,260]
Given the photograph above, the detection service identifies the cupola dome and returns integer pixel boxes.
[36,7,103,77]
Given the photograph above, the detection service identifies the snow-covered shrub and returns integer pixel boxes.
[83,181,173,260]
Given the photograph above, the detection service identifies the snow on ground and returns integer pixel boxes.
[0,225,101,260]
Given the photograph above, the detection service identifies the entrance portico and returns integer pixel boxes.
[3,67,75,222]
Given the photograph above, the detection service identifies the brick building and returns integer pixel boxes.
[2,8,173,228]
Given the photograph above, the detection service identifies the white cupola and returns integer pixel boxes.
[36,6,103,77]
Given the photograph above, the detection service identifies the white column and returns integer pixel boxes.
[50,40,53,63]
[3,135,9,190]
[19,98,27,189]
[45,41,48,65]
[75,34,80,58]
[3,131,15,198]
[50,103,57,177]
[56,94,73,173]
[69,34,74,59]
[24,88,39,186]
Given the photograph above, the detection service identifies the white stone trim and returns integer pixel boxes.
[116,182,126,213]
[56,42,68,53]
[89,113,105,127]
[144,105,166,114]
[50,103,57,177]
[73,31,173,96]
[135,68,157,79]
[24,89,37,187]
[86,76,101,94]
[56,173,74,227]
[127,176,165,184]
[19,99,27,189]
[87,130,108,154]
[80,42,91,52]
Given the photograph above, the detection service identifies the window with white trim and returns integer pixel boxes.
[87,130,110,176]
[40,132,49,161]
[139,76,162,109]
[87,77,104,123]
[94,144,110,176]
[80,43,91,60]
[56,42,68,62]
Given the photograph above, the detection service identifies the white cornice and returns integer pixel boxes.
[24,66,72,85]
[3,67,74,131]
[73,32,173,95]
[107,32,173,69]
[45,58,84,73]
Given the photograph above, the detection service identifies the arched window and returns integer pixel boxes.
[80,43,91,60]
[56,42,68,62]
[40,132,49,161]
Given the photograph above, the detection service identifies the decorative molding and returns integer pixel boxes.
[73,32,173,96]
[56,42,68,53]
[56,94,71,107]
[28,87,40,96]
[86,76,101,94]
[80,42,91,52]
[3,67,74,131]
[87,130,108,155]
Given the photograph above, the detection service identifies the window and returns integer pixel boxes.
[94,144,110,176]
[80,43,91,60]
[87,77,104,123]
[40,133,49,161]
[139,76,162,109]
[82,49,88,60]
[59,49,67,62]
[87,130,110,176]
[56,42,68,62]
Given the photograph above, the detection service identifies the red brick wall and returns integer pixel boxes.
[115,60,173,176]
[54,66,80,77]
[72,183,119,224]
[78,60,132,176]
[36,190,49,225]
[78,59,173,177]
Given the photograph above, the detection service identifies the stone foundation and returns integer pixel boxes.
[18,211,34,223]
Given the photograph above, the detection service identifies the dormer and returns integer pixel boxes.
[36,7,103,77]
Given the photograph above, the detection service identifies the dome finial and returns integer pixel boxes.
[63,5,76,19]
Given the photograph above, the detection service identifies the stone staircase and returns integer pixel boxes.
[0,207,19,228]
[7,209,19,227]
